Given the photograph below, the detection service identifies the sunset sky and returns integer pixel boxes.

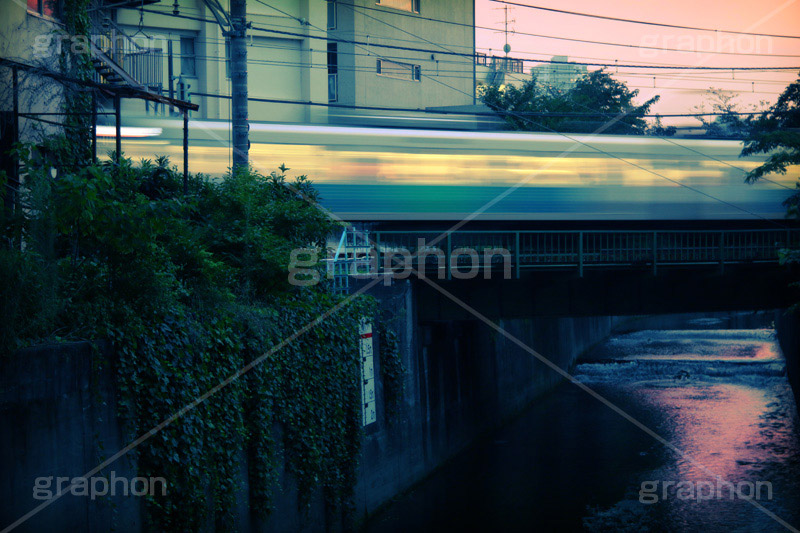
[475,0,800,127]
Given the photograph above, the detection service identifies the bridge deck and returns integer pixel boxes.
[328,228,800,291]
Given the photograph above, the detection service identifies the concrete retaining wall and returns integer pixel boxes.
[0,342,140,533]
[775,309,800,409]
[1,280,620,532]
[351,279,618,525]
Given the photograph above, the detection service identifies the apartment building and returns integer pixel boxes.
[2,0,476,126]
[327,0,476,123]
[110,0,329,122]
[531,55,588,93]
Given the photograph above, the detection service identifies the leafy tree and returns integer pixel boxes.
[742,77,800,185]
[695,88,765,139]
[0,143,398,529]
[649,115,677,137]
[480,69,662,135]
[480,77,570,131]
[741,75,800,273]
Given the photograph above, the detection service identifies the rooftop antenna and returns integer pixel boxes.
[493,5,515,57]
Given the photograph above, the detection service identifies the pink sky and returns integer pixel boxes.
[475,0,800,126]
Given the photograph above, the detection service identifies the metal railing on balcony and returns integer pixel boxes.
[476,55,525,74]
[89,12,163,89]
[325,228,800,292]
[325,228,374,293]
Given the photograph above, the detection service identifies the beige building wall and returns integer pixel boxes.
[114,0,328,122]
[0,1,67,141]
[1,0,476,127]
[330,0,475,111]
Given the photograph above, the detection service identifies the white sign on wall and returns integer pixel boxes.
[359,319,377,425]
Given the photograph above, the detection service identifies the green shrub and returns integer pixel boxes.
[1,139,391,530]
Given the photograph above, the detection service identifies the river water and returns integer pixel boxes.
[363,317,800,532]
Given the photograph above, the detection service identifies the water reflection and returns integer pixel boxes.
[364,323,800,532]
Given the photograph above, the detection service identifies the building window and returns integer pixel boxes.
[27,0,59,18]
[327,0,337,30]
[376,59,420,81]
[327,42,338,102]
[376,0,419,14]
[180,37,196,77]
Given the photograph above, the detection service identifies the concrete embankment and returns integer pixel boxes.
[350,281,619,529]
[0,280,621,532]
[775,309,800,409]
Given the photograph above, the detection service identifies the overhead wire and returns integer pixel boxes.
[315,2,797,223]
[148,31,799,85]
[503,67,794,191]
[135,7,800,71]
[335,1,800,58]
[489,0,800,40]
[124,2,798,212]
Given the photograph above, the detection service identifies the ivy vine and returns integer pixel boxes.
[1,5,406,529]
[378,321,405,420]
[60,0,93,166]
[1,148,378,530]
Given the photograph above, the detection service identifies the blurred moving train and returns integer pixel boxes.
[96,120,795,222]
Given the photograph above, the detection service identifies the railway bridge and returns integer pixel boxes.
[330,226,800,318]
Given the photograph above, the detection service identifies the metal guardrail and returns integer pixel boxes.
[325,228,798,292]
[326,228,373,293]
[372,229,799,279]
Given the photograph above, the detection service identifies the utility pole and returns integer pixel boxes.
[229,0,249,170]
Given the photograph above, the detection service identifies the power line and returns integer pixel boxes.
[490,0,800,40]
[423,75,791,227]
[338,1,800,58]
[136,7,800,71]
[502,68,794,191]
[193,91,775,119]
[348,10,794,227]
[187,56,788,94]
[129,9,786,118]
[254,25,800,71]
[132,40,789,94]
[334,0,459,56]
[153,31,799,83]
[331,1,791,96]
[478,45,800,71]
[127,4,794,221]
[242,19,800,68]
[333,1,791,93]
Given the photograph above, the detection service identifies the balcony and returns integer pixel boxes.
[89,12,163,91]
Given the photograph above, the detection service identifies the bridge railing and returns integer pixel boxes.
[368,228,798,280]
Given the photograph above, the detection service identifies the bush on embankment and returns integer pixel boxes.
[0,138,387,530]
